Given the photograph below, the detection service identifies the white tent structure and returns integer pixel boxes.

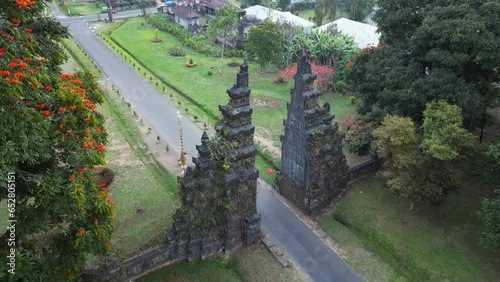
[315,18,380,48]
[244,5,315,31]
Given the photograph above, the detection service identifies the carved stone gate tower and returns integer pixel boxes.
[165,59,260,261]
[275,51,349,216]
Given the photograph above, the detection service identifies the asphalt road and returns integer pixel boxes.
[66,16,364,282]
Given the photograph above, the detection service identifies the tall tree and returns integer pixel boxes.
[348,0,500,130]
[0,1,114,280]
[207,5,238,75]
[246,20,284,71]
[373,101,477,210]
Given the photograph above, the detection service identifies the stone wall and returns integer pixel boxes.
[275,51,349,217]
[83,60,260,281]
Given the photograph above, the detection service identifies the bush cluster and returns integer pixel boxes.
[147,15,219,56]
[169,45,186,57]
[341,114,373,155]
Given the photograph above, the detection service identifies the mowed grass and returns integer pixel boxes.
[297,9,317,23]
[63,2,100,16]
[318,178,500,282]
[140,245,304,282]
[64,38,178,258]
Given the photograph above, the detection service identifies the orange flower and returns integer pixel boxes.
[15,0,35,9]
[38,57,46,63]
[11,18,20,25]
[34,103,45,109]
[23,27,32,33]
[83,117,90,123]
[40,110,51,117]
[6,36,14,41]
[59,123,65,129]
[58,107,66,114]
[96,144,105,153]
[44,85,52,91]
[98,182,106,188]
[82,143,89,150]
[69,176,75,182]
[70,105,76,111]
[66,129,72,134]
[76,229,85,237]
[22,99,29,105]
[85,128,91,134]
[0,48,4,56]
[105,243,112,249]
[77,167,85,175]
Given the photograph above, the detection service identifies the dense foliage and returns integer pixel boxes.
[349,0,500,131]
[477,190,500,250]
[246,21,284,70]
[147,15,219,56]
[373,101,475,209]
[341,114,373,155]
[0,1,114,280]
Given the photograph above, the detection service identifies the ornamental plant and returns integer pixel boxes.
[341,114,373,155]
[280,62,335,91]
[0,1,115,280]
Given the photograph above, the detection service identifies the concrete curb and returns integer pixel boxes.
[259,232,290,268]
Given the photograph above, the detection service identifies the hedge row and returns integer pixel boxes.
[146,15,219,57]
[107,35,220,122]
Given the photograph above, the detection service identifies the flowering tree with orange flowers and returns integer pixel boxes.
[0,1,115,280]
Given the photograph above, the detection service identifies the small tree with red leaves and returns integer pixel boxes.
[280,62,335,91]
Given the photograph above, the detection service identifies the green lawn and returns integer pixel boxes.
[63,2,100,16]
[297,9,317,24]
[319,178,500,281]
[141,245,304,282]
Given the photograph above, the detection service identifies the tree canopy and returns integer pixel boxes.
[0,1,114,280]
[373,101,476,209]
[246,20,284,70]
[348,0,500,130]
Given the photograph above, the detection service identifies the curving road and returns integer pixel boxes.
[65,14,364,282]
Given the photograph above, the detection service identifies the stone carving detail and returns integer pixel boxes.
[166,58,260,261]
[275,50,349,216]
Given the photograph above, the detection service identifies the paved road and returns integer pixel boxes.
[66,18,364,282]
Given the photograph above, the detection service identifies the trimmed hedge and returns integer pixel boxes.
[146,15,219,57]
[107,36,220,122]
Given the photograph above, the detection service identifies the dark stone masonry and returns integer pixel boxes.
[168,58,261,259]
[83,60,260,281]
[274,50,349,217]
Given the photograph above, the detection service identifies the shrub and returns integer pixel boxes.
[341,114,373,155]
[147,15,218,56]
[169,45,186,57]
[335,80,347,92]
[225,49,245,58]
[189,58,194,64]
[281,63,335,91]
[349,95,357,104]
